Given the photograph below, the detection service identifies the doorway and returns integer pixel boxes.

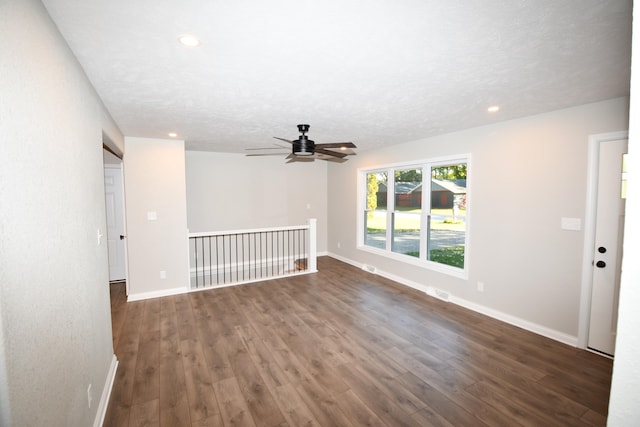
[103,149,128,293]
[579,131,628,357]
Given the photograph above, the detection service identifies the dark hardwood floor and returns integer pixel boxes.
[104,256,612,426]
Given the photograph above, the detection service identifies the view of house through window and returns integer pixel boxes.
[362,158,468,273]
[392,168,422,257]
[428,163,467,268]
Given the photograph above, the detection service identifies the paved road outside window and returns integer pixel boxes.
[365,230,464,253]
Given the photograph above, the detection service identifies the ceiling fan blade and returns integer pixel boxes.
[273,137,294,144]
[245,147,286,151]
[246,152,288,157]
[322,156,348,163]
[315,148,347,158]
[315,142,356,149]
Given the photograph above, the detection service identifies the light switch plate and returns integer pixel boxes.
[147,211,158,221]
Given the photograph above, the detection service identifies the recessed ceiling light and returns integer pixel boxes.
[168,132,178,138]
[178,34,201,47]
[487,105,500,113]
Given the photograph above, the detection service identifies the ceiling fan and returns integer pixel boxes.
[246,124,357,162]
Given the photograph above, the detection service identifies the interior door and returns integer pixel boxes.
[588,137,628,356]
[104,165,127,282]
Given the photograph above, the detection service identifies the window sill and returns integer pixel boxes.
[357,244,468,280]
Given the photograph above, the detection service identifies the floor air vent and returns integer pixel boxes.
[362,264,377,274]
[426,287,450,302]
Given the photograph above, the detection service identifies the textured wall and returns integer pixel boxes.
[0,0,116,425]
[124,137,190,298]
[185,151,329,253]
[607,0,640,422]
[327,97,629,342]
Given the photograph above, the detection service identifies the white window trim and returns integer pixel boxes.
[357,154,471,279]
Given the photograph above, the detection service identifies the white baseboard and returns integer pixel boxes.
[326,252,578,347]
[127,286,188,302]
[449,296,578,347]
[326,252,360,268]
[131,267,321,301]
[94,354,118,427]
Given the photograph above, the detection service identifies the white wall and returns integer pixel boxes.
[607,1,640,423]
[328,97,629,343]
[124,137,190,299]
[186,152,329,253]
[0,0,117,425]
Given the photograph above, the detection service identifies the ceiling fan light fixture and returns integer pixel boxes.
[294,151,314,156]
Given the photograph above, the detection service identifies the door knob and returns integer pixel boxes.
[596,260,606,268]
[598,246,607,253]
[119,235,126,240]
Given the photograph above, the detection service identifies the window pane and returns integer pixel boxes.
[428,163,466,268]
[365,210,386,249]
[392,211,420,257]
[364,172,387,249]
[392,168,422,257]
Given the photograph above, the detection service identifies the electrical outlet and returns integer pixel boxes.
[160,270,167,279]
[337,242,341,248]
[477,281,484,292]
[87,383,92,408]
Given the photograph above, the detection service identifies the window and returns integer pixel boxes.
[392,168,422,258]
[364,171,388,249]
[360,156,469,277]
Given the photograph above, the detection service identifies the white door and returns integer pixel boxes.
[104,165,127,282]
[588,137,628,356]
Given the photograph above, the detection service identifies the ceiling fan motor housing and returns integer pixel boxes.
[293,135,315,156]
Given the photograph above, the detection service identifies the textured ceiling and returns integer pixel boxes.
[42,0,632,153]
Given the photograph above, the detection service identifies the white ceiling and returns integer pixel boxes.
[42,0,632,154]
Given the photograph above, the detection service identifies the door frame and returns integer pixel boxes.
[104,161,129,295]
[577,130,628,350]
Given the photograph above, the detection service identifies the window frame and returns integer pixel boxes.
[357,154,471,279]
